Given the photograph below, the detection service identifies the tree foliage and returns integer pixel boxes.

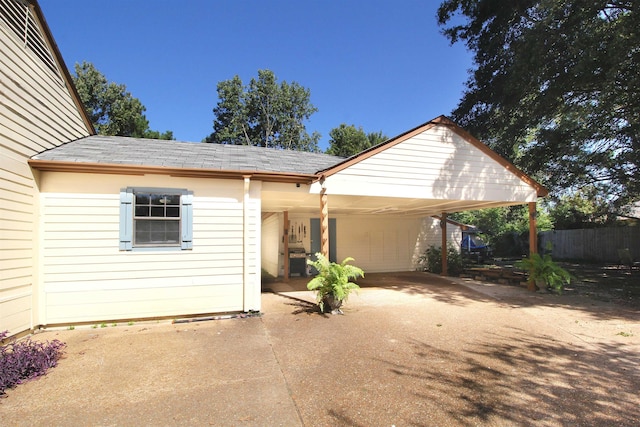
[452,206,551,236]
[326,124,388,157]
[437,1,639,210]
[548,186,614,229]
[205,70,320,151]
[72,61,173,139]
[451,206,552,256]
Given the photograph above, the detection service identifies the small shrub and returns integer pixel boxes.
[307,253,364,313]
[0,330,66,396]
[419,245,465,276]
[515,253,572,293]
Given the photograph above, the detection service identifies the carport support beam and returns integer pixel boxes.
[284,210,289,282]
[441,212,448,276]
[528,201,538,291]
[320,187,329,258]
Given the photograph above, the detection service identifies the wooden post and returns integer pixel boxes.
[320,187,329,258]
[529,202,538,255]
[527,201,537,291]
[441,212,448,276]
[283,210,289,281]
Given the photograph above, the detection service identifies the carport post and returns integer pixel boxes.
[528,201,538,291]
[283,210,289,282]
[441,212,448,276]
[528,202,538,255]
[320,186,329,258]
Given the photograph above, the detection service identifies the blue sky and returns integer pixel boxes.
[39,0,472,150]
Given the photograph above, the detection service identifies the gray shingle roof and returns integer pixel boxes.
[32,135,343,175]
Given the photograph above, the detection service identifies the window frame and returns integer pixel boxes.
[120,187,193,251]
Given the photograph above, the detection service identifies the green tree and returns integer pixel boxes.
[205,70,320,151]
[437,1,639,210]
[72,61,173,139]
[367,130,388,147]
[451,205,552,256]
[549,186,614,229]
[326,124,388,157]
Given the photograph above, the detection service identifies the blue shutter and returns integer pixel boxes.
[181,192,193,250]
[119,189,133,250]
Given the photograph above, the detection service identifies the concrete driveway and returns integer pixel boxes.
[2,273,639,426]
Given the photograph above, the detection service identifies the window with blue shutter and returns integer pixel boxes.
[120,188,193,251]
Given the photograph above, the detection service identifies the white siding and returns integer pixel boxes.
[0,22,90,335]
[261,213,280,278]
[38,173,258,325]
[322,125,537,202]
[414,217,463,258]
[258,215,460,274]
[335,216,422,273]
[336,216,461,273]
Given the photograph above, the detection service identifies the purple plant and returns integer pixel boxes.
[0,330,66,396]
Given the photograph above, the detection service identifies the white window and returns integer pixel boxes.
[120,188,193,250]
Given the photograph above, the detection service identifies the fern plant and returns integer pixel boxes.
[307,253,364,313]
[515,253,572,293]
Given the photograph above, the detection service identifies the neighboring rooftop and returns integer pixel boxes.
[32,135,343,175]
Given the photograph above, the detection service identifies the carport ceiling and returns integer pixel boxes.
[260,191,524,217]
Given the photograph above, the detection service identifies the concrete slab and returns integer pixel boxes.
[2,272,638,426]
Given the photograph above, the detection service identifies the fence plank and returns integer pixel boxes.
[539,227,640,263]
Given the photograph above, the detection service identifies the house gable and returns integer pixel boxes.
[315,116,546,207]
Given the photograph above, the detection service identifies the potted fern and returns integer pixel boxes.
[306,253,364,314]
[515,253,572,294]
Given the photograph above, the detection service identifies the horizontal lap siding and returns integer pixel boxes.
[40,174,247,324]
[326,126,536,202]
[261,213,280,278]
[336,216,422,273]
[0,26,89,335]
[336,216,462,273]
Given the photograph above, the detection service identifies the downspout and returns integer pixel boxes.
[243,176,251,311]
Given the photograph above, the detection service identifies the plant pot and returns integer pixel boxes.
[535,278,548,293]
[322,294,343,315]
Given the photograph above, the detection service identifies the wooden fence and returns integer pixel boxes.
[538,227,640,263]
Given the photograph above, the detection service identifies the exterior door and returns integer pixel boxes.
[310,218,337,263]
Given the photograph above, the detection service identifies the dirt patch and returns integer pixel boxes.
[472,260,640,309]
[560,262,640,308]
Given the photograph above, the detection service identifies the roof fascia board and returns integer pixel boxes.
[28,0,96,135]
[27,159,317,184]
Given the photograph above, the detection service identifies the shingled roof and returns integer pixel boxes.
[32,135,343,175]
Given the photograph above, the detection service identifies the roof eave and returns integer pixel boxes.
[27,159,318,184]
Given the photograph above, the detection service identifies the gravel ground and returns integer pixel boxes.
[1,272,639,426]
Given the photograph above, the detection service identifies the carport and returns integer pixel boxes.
[261,116,547,280]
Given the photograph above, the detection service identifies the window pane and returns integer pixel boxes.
[136,220,151,232]
[166,207,180,217]
[135,206,150,217]
[150,194,164,205]
[166,195,181,205]
[136,194,150,204]
[150,206,165,217]
[166,221,180,233]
